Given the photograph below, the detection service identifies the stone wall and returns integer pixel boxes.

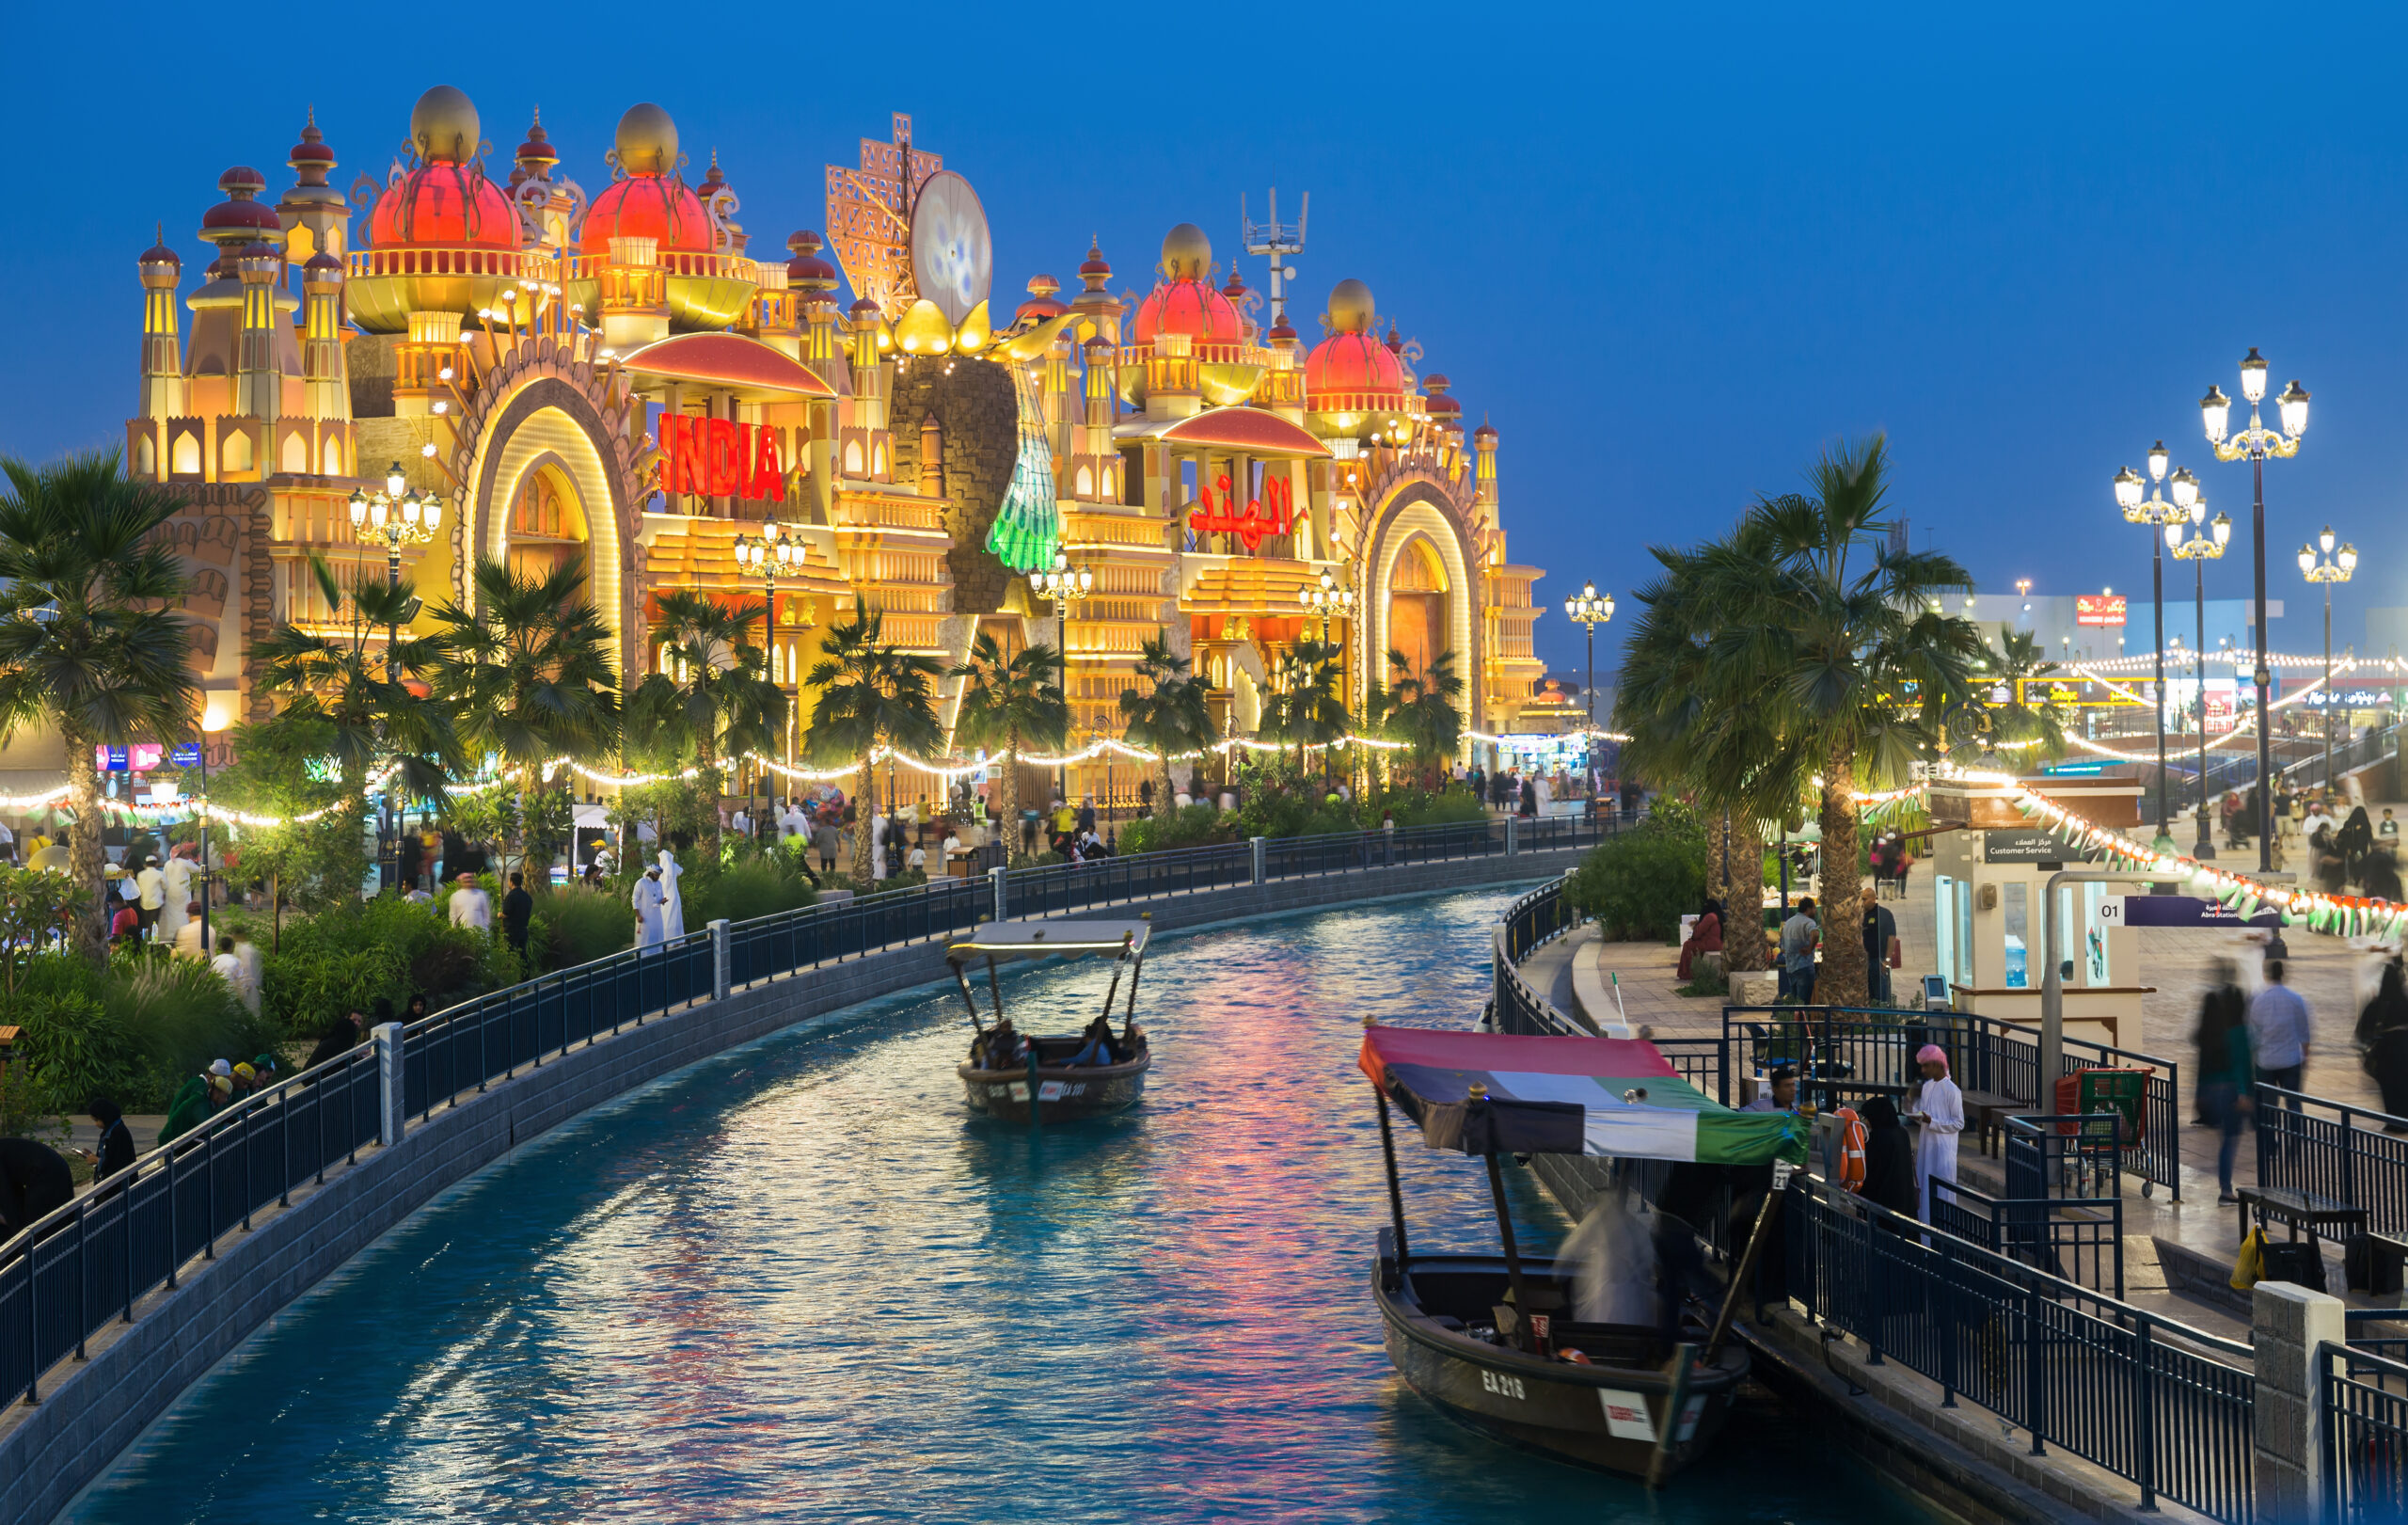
[0,848,1582,1525]
[886,357,1018,614]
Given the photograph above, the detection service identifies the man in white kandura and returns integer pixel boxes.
[657,849,685,940]
[1908,1042,1964,1221]
[632,864,666,954]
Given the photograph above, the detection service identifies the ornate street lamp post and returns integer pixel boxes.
[1299,568,1359,786]
[734,519,803,813]
[1562,581,1615,730]
[2167,504,2232,856]
[348,461,441,891]
[2114,444,2197,845]
[2299,526,2357,795]
[2201,349,2309,872]
[1030,551,1093,808]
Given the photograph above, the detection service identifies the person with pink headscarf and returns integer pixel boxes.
[1908,1043,1963,1220]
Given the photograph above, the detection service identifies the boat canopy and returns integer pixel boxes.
[948,919,1149,965]
[1359,1025,1807,1167]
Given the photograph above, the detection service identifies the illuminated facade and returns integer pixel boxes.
[126,91,1548,795]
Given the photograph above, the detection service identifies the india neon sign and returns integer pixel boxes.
[1188,474,1294,553]
[657,416,787,502]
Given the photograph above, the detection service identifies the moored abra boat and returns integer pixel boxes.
[1358,1024,1806,1485]
[949,918,1153,1122]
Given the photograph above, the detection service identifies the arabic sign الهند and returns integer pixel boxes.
[1982,829,2101,864]
[1188,473,1293,554]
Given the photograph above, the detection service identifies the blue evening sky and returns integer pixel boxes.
[7,2,2403,682]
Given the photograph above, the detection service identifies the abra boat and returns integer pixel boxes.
[1358,1024,1807,1485]
[948,918,1153,1123]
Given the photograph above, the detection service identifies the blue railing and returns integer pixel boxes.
[1491,876,1591,1037]
[3,811,1604,1412]
[1788,1173,2254,1521]
[2254,1085,2408,1239]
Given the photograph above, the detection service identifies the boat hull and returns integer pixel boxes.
[958,1051,1149,1121]
[1373,1248,1744,1483]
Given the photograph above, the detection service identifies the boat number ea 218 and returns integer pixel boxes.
[1481,1370,1526,1401]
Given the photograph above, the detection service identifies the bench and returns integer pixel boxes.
[2237,1185,2368,1253]
[1960,1088,2028,1158]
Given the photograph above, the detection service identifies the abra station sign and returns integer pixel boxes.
[656,416,788,502]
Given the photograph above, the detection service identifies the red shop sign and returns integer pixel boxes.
[1189,474,1294,553]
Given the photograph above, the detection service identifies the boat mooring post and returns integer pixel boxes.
[1370,1025,1412,1280]
[1471,1085,1533,1349]
[1645,1342,1699,1489]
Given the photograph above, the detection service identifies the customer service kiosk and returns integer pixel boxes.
[1923,775,2148,1050]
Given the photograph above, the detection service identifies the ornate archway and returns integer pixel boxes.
[1359,464,1480,750]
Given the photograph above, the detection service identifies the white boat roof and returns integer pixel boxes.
[950,918,1150,962]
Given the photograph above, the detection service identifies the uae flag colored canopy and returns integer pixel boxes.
[1359,1025,1808,1167]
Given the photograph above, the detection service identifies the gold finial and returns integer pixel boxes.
[306,103,316,128]
[1467,1082,1488,1099]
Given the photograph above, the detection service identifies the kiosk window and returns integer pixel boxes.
[2004,882,2030,989]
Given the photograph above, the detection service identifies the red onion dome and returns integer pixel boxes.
[581,172,713,256]
[785,230,838,290]
[1078,240,1111,278]
[849,297,883,321]
[304,250,344,275]
[1133,280,1241,343]
[1266,315,1297,344]
[1422,373,1461,416]
[1016,273,1068,323]
[201,167,283,236]
[139,233,182,267]
[1304,331,1405,399]
[515,112,559,173]
[370,160,521,249]
[288,119,335,178]
[1473,421,1497,443]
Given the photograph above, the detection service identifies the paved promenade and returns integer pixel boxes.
[1574,822,2408,1337]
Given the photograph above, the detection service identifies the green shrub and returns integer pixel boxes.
[261,896,510,1038]
[105,956,277,1107]
[1565,811,1707,943]
[1117,802,1241,856]
[677,856,816,928]
[536,887,634,968]
[1384,786,1489,828]
[14,986,139,1114]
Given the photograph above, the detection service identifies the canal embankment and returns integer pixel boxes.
[0,839,1586,1525]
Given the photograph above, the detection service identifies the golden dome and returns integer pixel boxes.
[410,86,481,166]
[1160,222,1211,281]
[614,103,680,177]
[1326,278,1374,335]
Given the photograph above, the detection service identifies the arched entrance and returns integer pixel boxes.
[502,456,592,599]
[1385,534,1449,683]
[1365,482,1477,735]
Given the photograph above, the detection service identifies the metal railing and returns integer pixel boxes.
[2253,1085,2408,1238]
[2325,1340,2408,1521]
[0,1043,385,1406]
[1788,1173,2255,1521]
[2002,1113,2129,1201]
[1930,1176,2125,1297]
[1492,877,1592,1038]
[1721,1007,2182,1196]
[3,812,1608,1412]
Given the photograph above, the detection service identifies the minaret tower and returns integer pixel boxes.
[299,251,348,428]
[137,229,185,429]
[232,240,284,424]
[277,109,348,276]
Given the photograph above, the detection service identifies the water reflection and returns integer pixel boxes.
[65,891,1927,1524]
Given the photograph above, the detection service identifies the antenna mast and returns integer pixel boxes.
[1241,187,1307,325]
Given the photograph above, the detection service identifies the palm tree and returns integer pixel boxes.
[429,555,623,877]
[1617,529,1808,974]
[1259,638,1349,771]
[627,589,786,855]
[1978,624,2072,763]
[1118,633,1220,810]
[1376,647,1465,788]
[805,596,943,875]
[253,556,458,803]
[950,631,1068,866]
[0,451,198,961]
[1689,435,1983,1004]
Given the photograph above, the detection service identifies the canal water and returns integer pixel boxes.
[64,889,1929,1524]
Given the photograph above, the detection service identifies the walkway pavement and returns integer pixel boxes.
[1560,805,2408,1336]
